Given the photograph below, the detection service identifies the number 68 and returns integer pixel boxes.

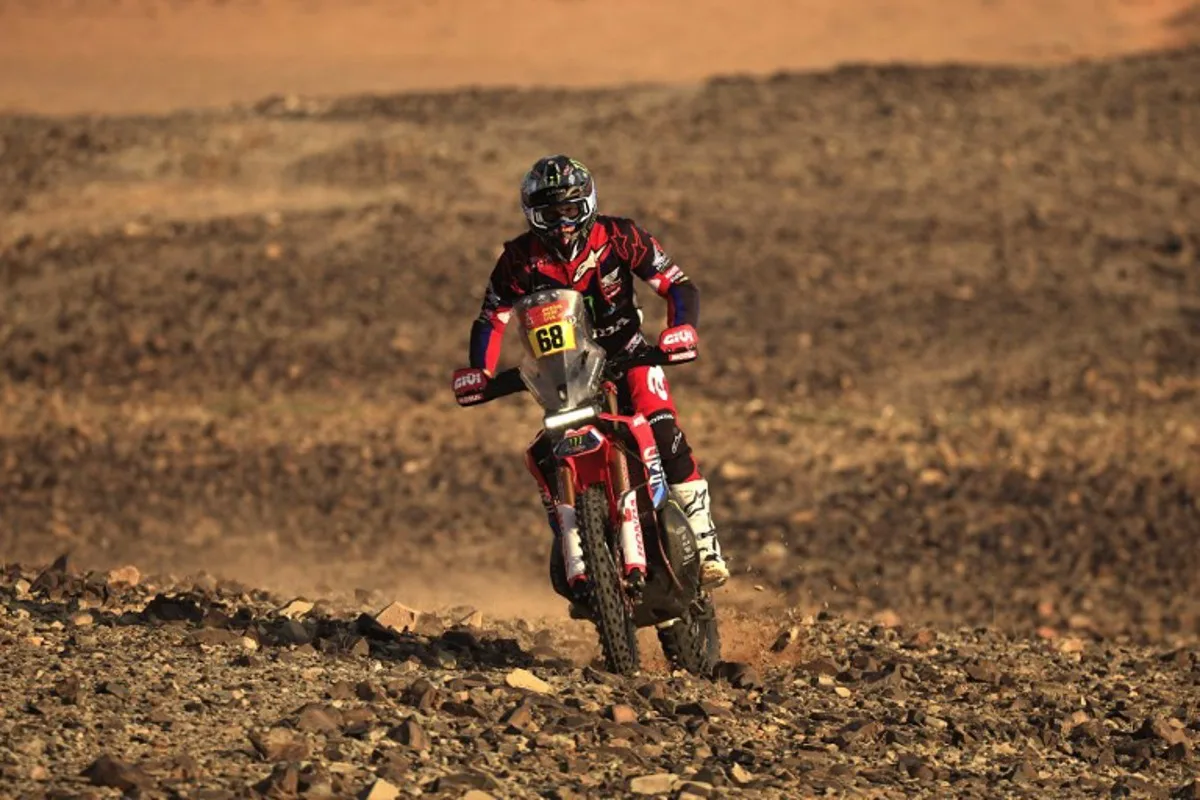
[536,324,566,352]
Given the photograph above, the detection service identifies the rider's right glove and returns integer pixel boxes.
[452,368,489,406]
[657,324,699,363]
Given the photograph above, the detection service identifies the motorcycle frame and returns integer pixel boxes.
[553,382,657,512]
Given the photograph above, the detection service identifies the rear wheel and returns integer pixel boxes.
[657,595,721,677]
[577,485,640,675]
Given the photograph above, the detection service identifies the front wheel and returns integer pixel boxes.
[657,595,721,677]
[577,485,640,675]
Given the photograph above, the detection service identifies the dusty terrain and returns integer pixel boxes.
[3,1,1200,797]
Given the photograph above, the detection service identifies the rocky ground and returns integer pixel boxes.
[2,39,1200,799]
[2,560,1198,799]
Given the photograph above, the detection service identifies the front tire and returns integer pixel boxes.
[577,485,640,676]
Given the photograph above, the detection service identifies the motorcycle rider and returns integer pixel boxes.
[451,155,730,589]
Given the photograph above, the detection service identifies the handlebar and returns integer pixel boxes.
[477,346,686,404]
[480,366,527,401]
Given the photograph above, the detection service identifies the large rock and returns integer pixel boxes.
[628,773,678,795]
[375,602,421,634]
[505,668,554,694]
[249,727,309,762]
[82,755,153,791]
[360,778,401,800]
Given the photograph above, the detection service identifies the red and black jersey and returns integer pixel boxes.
[469,216,700,374]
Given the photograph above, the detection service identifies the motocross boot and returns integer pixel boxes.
[669,478,730,588]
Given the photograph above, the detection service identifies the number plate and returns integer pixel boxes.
[528,321,575,358]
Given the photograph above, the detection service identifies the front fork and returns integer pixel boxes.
[557,382,648,595]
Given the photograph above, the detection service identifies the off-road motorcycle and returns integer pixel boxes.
[456,288,720,677]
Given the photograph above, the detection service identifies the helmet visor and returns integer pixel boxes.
[531,200,587,229]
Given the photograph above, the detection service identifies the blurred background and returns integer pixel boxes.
[1,0,1197,114]
[2,0,1198,644]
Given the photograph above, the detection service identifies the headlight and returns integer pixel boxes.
[544,406,597,430]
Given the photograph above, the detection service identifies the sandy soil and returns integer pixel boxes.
[1,0,1197,114]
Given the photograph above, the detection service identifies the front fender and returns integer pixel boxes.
[560,442,615,498]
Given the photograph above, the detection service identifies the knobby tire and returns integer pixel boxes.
[578,485,640,675]
[657,596,721,677]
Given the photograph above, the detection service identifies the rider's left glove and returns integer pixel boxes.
[657,324,699,363]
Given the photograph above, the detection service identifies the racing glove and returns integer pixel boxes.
[452,368,489,406]
[657,324,699,363]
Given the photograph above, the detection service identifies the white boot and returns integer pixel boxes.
[670,478,729,588]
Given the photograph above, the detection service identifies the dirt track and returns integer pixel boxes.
[3,2,1200,796]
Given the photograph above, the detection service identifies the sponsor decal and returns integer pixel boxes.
[677,518,697,564]
[594,315,632,339]
[524,300,568,329]
[643,444,669,508]
[620,491,647,573]
[646,366,669,401]
[652,241,671,270]
[599,266,623,302]
[621,333,648,354]
[660,328,696,349]
[553,426,605,458]
[647,410,674,427]
[454,371,485,391]
[571,244,609,284]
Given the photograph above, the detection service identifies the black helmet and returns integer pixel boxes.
[520,155,598,262]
